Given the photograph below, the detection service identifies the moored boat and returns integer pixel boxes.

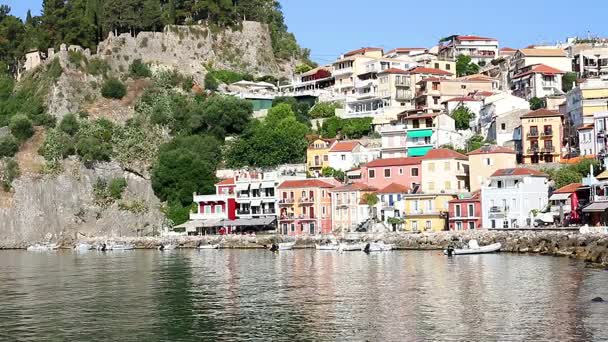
[362,242,394,252]
[198,244,220,250]
[444,240,501,255]
[338,242,363,252]
[26,243,59,252]
[108,242,134,251]
[74,243,93,252]
[278,242,296,250]
[315,242,339,250]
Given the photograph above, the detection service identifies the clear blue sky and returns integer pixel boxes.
[5,0,608,64]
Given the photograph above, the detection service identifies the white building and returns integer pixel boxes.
[328,140,379,172]
[511,64,565,100]
[438,35,499,66]
[442,96,484,128]
[578,124,595,156]
[478,92,530,136]
[481,168,549,228]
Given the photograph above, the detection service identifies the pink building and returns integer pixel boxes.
[360,157,422,190]
[448,191,482,230]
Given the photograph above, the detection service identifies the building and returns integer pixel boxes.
[569,44,608,79]
[486,108,527,150]
[467,145,517,192]
[234,170,282,222]
[478,92,531,136]
[594,111,608,167]
[520,109,564,164]
[376,183,410,231]
[359,157,422,190]
[277,179,340,236]
[578,124,595,156]
[415,77,494,112]
[327,140,378,172]
[330,183,378,233]
[481,168,549,229]
[307,138,336,177]
[510,49,572,79]
[332,47,383,97]
[438,35,499,66]
[511,64,565,100]
[282,66,336,101]
[566,78,608,133]
[448,191,482,230]
[420,148,469,193]
[401,193,455,231]
[185,192,237,235]
[227,80,278,118]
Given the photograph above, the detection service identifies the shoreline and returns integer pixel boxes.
[7,230,608,267]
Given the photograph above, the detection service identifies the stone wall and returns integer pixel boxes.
[0,160,164,248]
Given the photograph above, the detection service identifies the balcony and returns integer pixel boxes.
[379,123,407,135]
[299,198,315,205]
[541,146,555,153]
[263,209,276,215]
[333,67,353,76]
[527,146,540,154]
[395,91,412,101]
[237,210,251,215]
[540,130,553,138]
[395,80,410,88]
[527,131,539,138]
[279,199,295,205]
[597,129,606,137]
[408,209,441,216]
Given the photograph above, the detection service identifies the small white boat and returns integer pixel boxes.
[158,244,177,251]
[444,240,502,255]
[338,242,363,252]
[278,242,296,250]
[26,243,59,252]
[362,242,394,252]
[74,243,93,252]
[198,244,219,250]
[315,243,339,250]
[108,243,134,251]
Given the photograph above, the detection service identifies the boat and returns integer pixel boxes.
[338,242,363,252]
[198,244,220,250]
[361,242,394,252]
[278,242,296,250]
[74,243,93,252]
[158,244,177,251]
[315,242,339,250]
[26,243,59,252]
[444,239,502,255]
[108,242,134,251]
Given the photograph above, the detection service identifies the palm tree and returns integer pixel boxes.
[361,192,379,221]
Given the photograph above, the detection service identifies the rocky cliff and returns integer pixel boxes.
[97,21,294,84]
[0,160,164,248]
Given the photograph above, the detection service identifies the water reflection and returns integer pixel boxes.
[0,250,607,341]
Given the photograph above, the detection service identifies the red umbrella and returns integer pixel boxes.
[570,192,579,221]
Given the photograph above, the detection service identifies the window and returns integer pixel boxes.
[428,182,435,191]
[455,204,461,217]
[309,222,315,235]
[301,191,306,198]
[426,200,433,211]
[468,204,474,217]
[501,123,506,130]
[369,169,375,178]
[384,168,391,178]
[411,168,419,176]
[425,220,432,230]
[324,155,328,161]
[444,161,450,171]
[446,64,451,70]
[322,206,326,215]
[432,82,439,90]
[433,97,440,105]
[468,222,475,230]
[322,190,325,198]
[461,84,466,89]
[491,220,496,228]
[412,221,418,231]
[456,222,462,230]
[341,154,346,161]
[205,205,212,214]
[503,220,508,228]
[290,224,295,232]
[215,205,223,213]
[399,168,404,175]
[497,180,503,188]
[512,198,517,209]
[485,158,491,166]
[428,163,435,171]
[434,63,439,69]
[413,200,419,211]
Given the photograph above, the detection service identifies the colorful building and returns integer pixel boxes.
[330,183,378,233]
[420,148,469,193]
[376,183,410,231]
[278,179,340,236]
[360,157,422,190]
[438,35,499,66]
[307,138,336,177]
[448,191,482,230]
[467,145,517,192]
[401,193,455,232]
[520,109,564,164]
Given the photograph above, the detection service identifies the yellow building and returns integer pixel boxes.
[307,138,336,177]
[332,47,384,96]
[567,78,608,125]
[401,193,455,232]
[520,109,563,164]
[467,145,517,192]
[420,148,469,193]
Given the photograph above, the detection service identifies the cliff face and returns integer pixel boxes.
[97,21,294,83]
[0,160,164,248]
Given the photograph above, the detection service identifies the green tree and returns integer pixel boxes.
[59,113,80,136]
[101,78,127,99]
[9,114,34,142]
[0,135,18,157]
[295,64,313,74]
[553,168,581,189]
[129,59,152,78]
[321,166,345,181]
[456,55,480,77]
[464,134,485,153]
[272,96,311,124]
[361,192,379,220]
[310,101,340,118]
[562,72,577,93]
[142,0,163,31]
[529,97,545,110]
[452,105,475,130]
[193,95,253,138]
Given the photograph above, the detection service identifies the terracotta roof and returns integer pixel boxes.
[472,90,495,97]
[385,47,426,54]
[442,96,479,103]
[308,138,336,147]
[330,140,360,152]
[468,145,516,155]
[491,168,548,177]
[513,64,565,79]
[418,77,444,83]
[500,47,517,52]
[344,47,383,57]
[518,48,567,57]
[596,170,608,180]
[449,190,481,203]
[331,182,378,192]
[457,35,497,41]
[424,148,468,160]
[364,157,422,168]
[562,155,596,164]
[407,66,453,76]
[378,68,410,75]
[399,111,440,120]
[377,183,411,194]
[554,183,582,194]
[278,179,337,189]
[521,109,563,118]
[216,178,235,186]
[578,124,594,130]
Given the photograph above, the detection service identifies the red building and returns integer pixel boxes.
[360,157,422,190]
[448,191,482,230]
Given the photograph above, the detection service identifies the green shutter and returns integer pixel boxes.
[408,146,432,157]
[407,129,433,138]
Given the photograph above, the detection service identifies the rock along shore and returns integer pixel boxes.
[7,230,608,267]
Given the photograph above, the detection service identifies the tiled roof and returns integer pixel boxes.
[344,47,383,57]
[424,148,468,160]
[500,47,517,51]
[418,77,444,83]
[331,182,378,192]
[330,140,361,152]
[442,96,479,103]
[377,183,411,194]
[518,48,567,57]
[577,124,594,130]
[554,183,582,194]
[513,64,565,79]
[278,179,338,189]
[491,168,548,177]
[385,47,426,54]
[472,90,495,97]
[407,66,453,76]
[457,35,496,41]
[308,138,336,147]
[216,178,235,186]
[364,157,422,168]
[378,68,410,75]
[521,109,563,118]
[468,145,516,155]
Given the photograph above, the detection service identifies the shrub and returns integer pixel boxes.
[108,177,127,200]
[68,50,86,69]
[0,157,19,191]
[59,113,80,136]
[310,101,340,118]
[129,59,151,78]
[0,135,19,157]
[204,72,219,91]
[86,58,110,76]
[101,78,127,99]
[9,114,34,142]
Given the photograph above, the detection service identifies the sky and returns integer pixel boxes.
[5,0,608,64]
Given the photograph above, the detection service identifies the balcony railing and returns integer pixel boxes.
[540,130,553,138]
[541,146,555,153]
[299,198,315,204]
[280,214,316,221]
[597,129,606,137]
[237,210,251,215]
[527,146,539,154]
[263,209,276,214]
[279,199,295,205]
[489,206,508,213]
[527,131,539,138]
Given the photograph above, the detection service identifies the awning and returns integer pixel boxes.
[261,181,275,188]
[582,202,608,213]
[235,183,249,192]
[220,217,276,227]
[173,219,222,232]
[549,193,571,201]
[407,129,433,138]
[250,200,262,206]
[408,146,432,157]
